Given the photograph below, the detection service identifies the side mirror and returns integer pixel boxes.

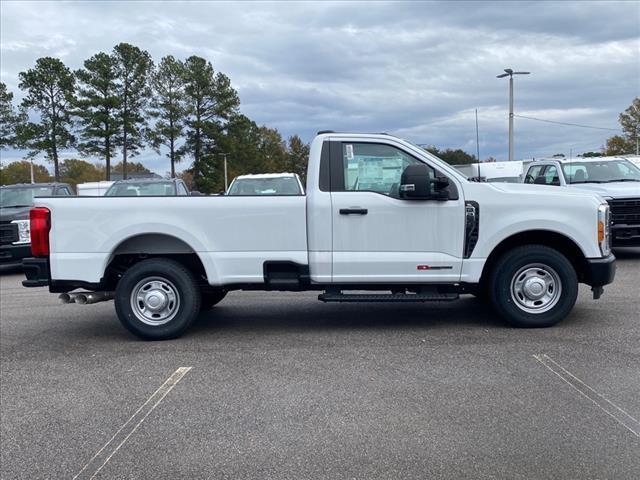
[399,164,432,199]
[190,190,202,196]
[399,164,450,200]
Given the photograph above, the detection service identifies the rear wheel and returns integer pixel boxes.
[489,245,578,327]
[115,258,201,340]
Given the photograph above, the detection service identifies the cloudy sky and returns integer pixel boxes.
[1,0,638,174]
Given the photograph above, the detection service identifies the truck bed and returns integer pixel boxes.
[39,196,308,285]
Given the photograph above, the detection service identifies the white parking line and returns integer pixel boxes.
[72,367,192,480]
[533,354,640,438]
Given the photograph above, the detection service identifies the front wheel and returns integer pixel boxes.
[489,245,578,327]
[114,258,201,340]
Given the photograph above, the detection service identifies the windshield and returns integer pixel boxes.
[401,139,469,182]
[227,177,302,195]
[105,182,176,196]
[0,186,54,207]
[562,160,640,183]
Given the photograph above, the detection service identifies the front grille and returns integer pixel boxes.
[0,223,19,245]
[608,198,640,225]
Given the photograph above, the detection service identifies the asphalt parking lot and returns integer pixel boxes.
[1,250,639,479]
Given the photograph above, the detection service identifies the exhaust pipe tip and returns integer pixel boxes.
[75,294,88,305]
[59,291,114,305]
[59,293,74,304]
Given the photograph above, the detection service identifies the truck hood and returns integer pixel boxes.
[565,182,640,199]
[486,182,604,201]
[0,205,31,222]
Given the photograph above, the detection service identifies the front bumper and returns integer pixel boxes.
[584,254,616,288]
[0,244,32,267]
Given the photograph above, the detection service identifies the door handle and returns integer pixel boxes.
[339,208,368,215]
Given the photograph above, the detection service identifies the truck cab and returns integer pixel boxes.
[523,157,640,246]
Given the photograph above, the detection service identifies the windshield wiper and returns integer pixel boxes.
[603,179,640,183]
[568,180,605,184]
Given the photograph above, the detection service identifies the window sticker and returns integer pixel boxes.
[345,144,354,160]
[360,158,384,181]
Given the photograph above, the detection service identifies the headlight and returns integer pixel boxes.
[10,219,31,245]
[597,203,611,256]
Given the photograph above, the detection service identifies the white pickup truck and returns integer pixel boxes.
[23,132,616,340]
[522,157,640,247]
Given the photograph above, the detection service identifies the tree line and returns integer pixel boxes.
[0,43,310,192]
[603,97,639,156]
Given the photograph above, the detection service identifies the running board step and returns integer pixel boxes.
[318,292,459,303]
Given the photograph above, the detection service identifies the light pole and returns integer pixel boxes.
[496,68,530,161]
[217,153,229,191]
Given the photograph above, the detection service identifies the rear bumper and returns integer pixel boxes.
[22,257,104,292]
[0,244,31,267]
[584,254,616,287]
[22,257,50,287]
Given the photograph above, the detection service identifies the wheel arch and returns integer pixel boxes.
[103,233,210,290]
[479,230,590,288]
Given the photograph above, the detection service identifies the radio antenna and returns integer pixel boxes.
[475,108,481,181]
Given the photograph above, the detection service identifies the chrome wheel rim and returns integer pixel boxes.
[510,263,562,314]
[130,276,180,326]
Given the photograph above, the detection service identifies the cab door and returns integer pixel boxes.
[329,139,465,283]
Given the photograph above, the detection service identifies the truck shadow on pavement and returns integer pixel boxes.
[190,296,508,336]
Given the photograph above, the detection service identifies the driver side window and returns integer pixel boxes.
[341,143,432,198]
[525,165,544,184]
[543,165,560,186]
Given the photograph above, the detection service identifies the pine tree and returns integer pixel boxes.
[18,57,76,181]
[112,43,153,179]
[148,56,186,178]
[258,126,287,171]
[74,52,120,179]
[182,55,239,190]
[286,135,310,182]
[0,82,26,150]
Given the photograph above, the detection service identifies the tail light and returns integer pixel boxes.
[30,207,51,257]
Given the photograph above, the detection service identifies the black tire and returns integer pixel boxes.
[470,283,489,302]
[114,258,201,340]
[201,289,227,310]
[489,245,578,328]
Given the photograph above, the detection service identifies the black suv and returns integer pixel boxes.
[0,183,75,268]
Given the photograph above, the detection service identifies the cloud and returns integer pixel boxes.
[1,0,638,174]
